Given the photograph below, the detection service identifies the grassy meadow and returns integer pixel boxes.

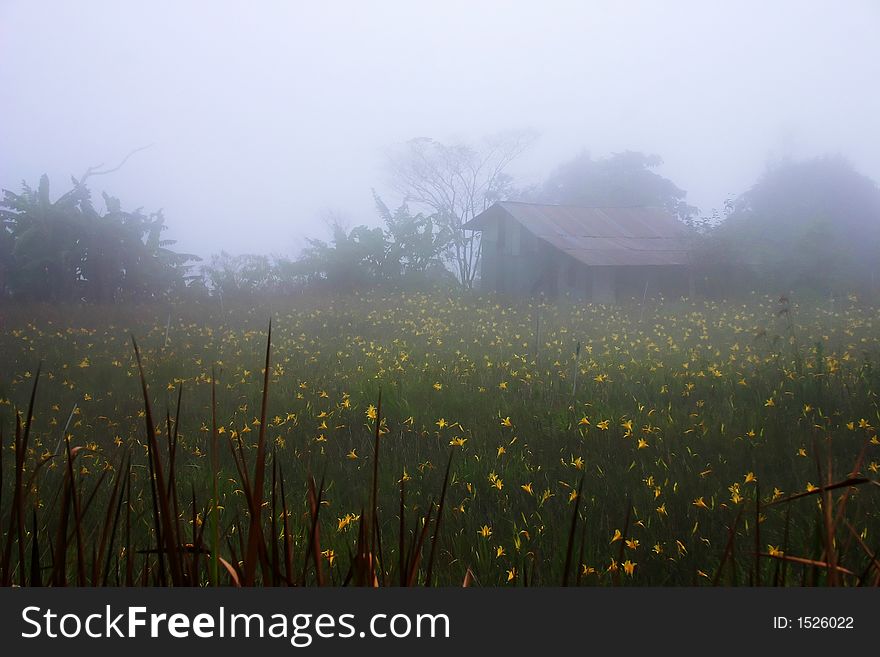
[1,290,879,586]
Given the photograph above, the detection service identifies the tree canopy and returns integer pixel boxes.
[532,150,697,223]
[709,155,880,294]
[0,175,199,302]
[386,131,536,288]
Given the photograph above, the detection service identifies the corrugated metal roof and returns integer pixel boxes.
[463,202,693,266]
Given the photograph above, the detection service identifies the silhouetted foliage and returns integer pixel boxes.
[208,251,314,295]
[202,197,453,297]
[0,175,200,302]
[296,197,453,291]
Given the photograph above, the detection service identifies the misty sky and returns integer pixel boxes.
[2,1,879,258]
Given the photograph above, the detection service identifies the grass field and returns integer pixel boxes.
[1,290,879,586]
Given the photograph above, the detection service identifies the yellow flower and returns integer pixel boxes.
[449,437,467,447]
[496,445,506,457]
[744,472,757,484]
[78,357,90,368]
[347,449,358,460]
[498,381,508,390]
[625,539,639,550]
[521,482,533,495]
[433,382,443,391]
[637,438,649,449]
[435,418,448,429]
[693,497,709,509]
[496,546,505,558]
[597,420,610,430]
[337,513,360,532]
[478,525,492,538]
[506,568,516,582]
[488,472,503,490]
[365,405,377,420]
[768,545,784,558]
[728,483,743,505]
[578,416,590,426]
[610,529,622,543]
[622,560,636,576]
[764,397,775,407]
[500,416,513,428]
[656,503,667,516]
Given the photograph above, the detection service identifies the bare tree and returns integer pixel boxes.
[386,130,536,288]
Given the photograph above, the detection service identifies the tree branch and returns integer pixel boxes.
[77,144,155,186]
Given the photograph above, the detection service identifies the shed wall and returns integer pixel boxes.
[477,214,691,302]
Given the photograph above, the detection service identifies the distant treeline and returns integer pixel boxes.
[690,154,880,298]
[3,144,879,303]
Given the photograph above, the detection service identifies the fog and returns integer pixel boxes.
[2,0,878,258]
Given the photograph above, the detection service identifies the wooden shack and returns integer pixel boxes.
[463,202,694,302]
